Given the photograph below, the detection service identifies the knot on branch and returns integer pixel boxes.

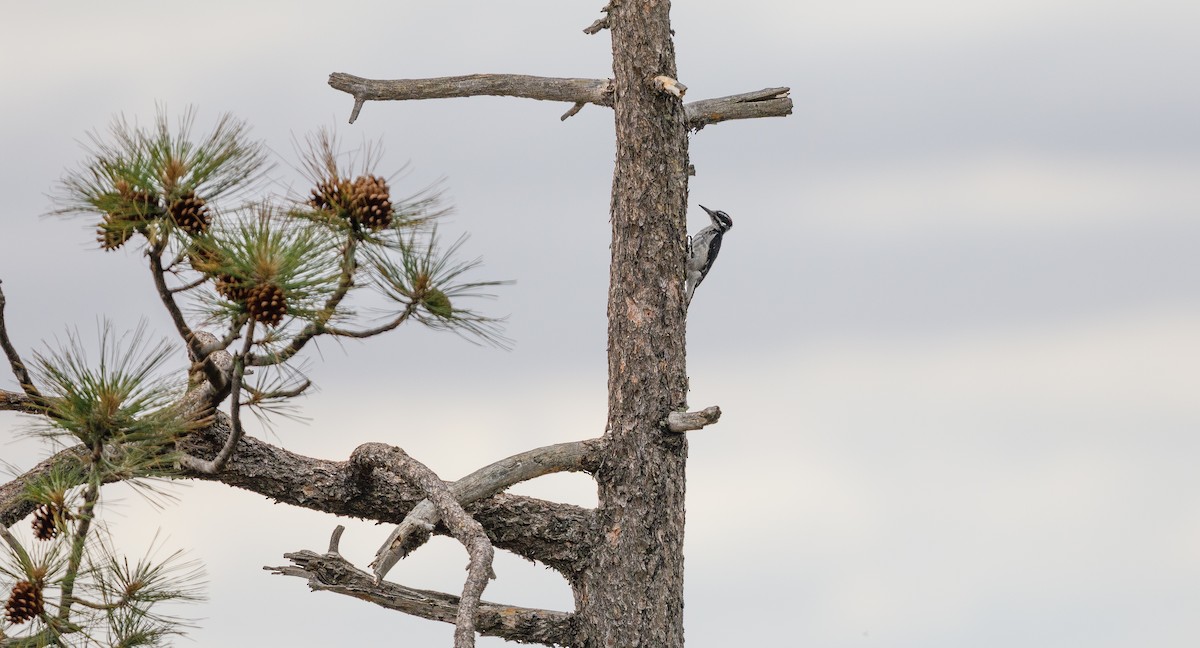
[349,441,406,470]
[665,406,722,433]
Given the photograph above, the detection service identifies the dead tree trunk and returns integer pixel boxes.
[578,1,690,646]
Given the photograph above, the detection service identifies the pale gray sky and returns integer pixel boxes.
[2,1,1199,646]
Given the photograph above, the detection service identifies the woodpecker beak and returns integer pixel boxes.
[699,204,719,223]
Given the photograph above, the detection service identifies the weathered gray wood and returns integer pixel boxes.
[370,438,602,582]
[268,546,575,646]
[351,444,496,648]
[684,87,793,130]
[665,406,722,433]
[328,72,615,123]
[327,72,792,130]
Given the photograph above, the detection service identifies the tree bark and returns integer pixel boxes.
[577,1,690,646]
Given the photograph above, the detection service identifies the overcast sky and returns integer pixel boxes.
[3,1,1199,646]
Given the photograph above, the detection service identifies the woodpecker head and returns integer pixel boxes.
[699,205,733,232]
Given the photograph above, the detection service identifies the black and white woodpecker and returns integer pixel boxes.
[685,204,733,305]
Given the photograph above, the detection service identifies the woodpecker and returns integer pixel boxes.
[685,204,733,305]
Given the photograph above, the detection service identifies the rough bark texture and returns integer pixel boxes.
[0,420,595,577]
[577,1,690,646]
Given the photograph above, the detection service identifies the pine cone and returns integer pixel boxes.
[246,283,287,327]
[214,274,249,304]
[4,580,44,625]
[113,180,162,220]
[31,503,70,541]
[186,241,222,274]
[309,178,352,212]
[96,181,161,250]
[169,191,211,236]
[350,175,392,231]
[96,214,137,251]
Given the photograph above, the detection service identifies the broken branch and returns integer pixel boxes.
[665,406,722,433]
[268,548,575,646]
[683,87,793,130]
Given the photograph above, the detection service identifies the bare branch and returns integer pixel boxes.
[327,524,345,553]
[683,87,793,130]
[328,72,615,124]
[320,304,416,340]
[583,2,614,34]
[267,548,576,646]
[560,101,587,121]
[328,72,790,132]
[350,443,495,648]
[583,17,609,35]
[371,439,602,581]
[664,406,721,433]
[166,275,209,294]
[0,280,45,405]
[243,378,312,404]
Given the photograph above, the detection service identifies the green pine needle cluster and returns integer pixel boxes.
[29,322,188,453]
[367,229,512,348]
[57,107,269,252]
[189,205,340,329]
